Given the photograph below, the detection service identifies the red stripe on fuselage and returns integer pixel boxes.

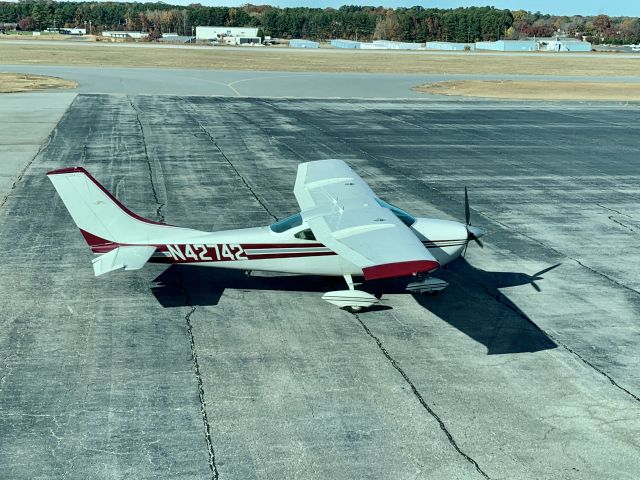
[148,250,336,264]
[80,235,337,262]
[77,229,331,256]
[241,243,325,249]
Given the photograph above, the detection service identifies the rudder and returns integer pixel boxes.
[47,167,175,247]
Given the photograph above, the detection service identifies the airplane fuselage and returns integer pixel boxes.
[128,217,468,278]
[48,162,484,308]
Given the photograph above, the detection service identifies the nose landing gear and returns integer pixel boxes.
[406,276,449,295]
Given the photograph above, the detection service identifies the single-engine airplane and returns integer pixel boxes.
[48,159,485,310]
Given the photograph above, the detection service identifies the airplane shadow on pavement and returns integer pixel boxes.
[151,266,343,308]
[412,260,559,355]
[151,260,559,355]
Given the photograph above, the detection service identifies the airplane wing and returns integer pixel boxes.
[294,160,439,280]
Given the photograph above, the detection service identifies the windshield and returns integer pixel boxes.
[375,198,416,227]
[270,213,303,233]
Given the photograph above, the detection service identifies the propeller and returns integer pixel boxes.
[528,263,561,292]
[463,187,485,256]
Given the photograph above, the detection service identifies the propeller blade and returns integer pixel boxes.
[532,263,561,277]
[462,188,484,255]
[464,187,470,225]
[531,281,541,292]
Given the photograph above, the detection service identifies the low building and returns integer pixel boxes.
[196,26,259,41]
[102,31,148,39]
[373,40,422,50]
[289,39,319,49]
[222,36,261,45]
[330,38,425,50]
[425,41,474,51]
[359,42,387,49]
[61,28,86,35]
[538,38,592,52]
[159,35,194,43]
[330,39,360,49]
[475,40,537,51]
[0,23,17,33]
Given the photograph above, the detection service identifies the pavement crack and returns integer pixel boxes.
[479,285,640,404]
[179,274,219,480]
[608,216,636,233]
[352,313,491,479]
[484,214,640,298]
[596,203,633,219]
[127,96,165,223]
[556,337,640,404]
[178,100,277,221]
[211,140,277,221]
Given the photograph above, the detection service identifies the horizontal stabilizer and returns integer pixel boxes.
[92,246,156,277]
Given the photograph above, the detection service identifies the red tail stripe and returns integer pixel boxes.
[79,229,114,247]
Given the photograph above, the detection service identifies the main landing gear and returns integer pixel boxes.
[322,275,379,311]
[322,274,449,311]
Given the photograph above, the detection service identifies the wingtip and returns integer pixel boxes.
[46,166,89,176]
[363,260,440,281]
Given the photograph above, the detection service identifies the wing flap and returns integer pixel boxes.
[92,245,156,277]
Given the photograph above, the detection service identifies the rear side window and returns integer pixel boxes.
[294,229,316,241]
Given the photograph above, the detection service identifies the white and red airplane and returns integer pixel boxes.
[48,159,484,310]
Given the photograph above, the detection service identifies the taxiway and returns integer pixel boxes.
[0,93,639,479]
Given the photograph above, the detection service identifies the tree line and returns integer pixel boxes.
[0,1,639,44]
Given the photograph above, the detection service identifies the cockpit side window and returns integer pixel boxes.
[294,228,316,241]
[375,198,416,227]
[270,213,303,233]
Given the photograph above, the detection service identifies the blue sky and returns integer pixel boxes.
[180,1,639,17]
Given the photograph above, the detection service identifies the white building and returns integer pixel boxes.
[196,26,259,41]
[330,39,422,50]
[373,40,422,50]
[222,35,261,45]
[358,42,387,49]
[102,31,148,39]
[330,39,360,49]
[425,41,474,51]
[538,38,592,52]
[476,40,537,51]
[289,39,319,48]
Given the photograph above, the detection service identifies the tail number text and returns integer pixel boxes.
[166,244,247,262]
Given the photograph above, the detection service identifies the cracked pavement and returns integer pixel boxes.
[0,95,639,479]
